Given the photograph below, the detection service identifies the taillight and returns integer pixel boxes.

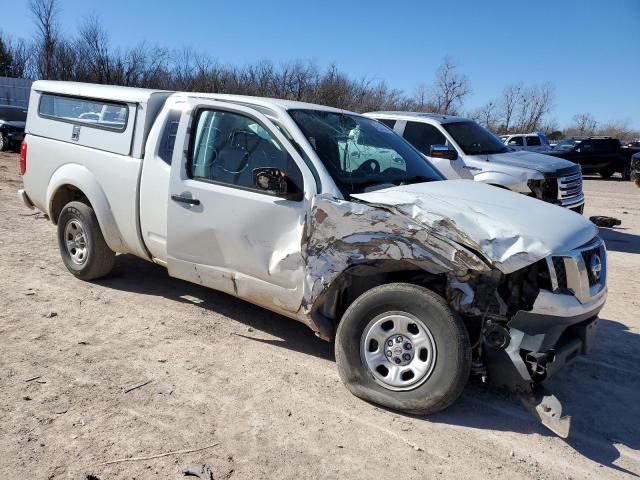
[19,141,27,175]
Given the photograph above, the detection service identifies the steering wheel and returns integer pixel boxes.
[355,159,381,174]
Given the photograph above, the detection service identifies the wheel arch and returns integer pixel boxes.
[310,259,447,341]
[47,164,125,252]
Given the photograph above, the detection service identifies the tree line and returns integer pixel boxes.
[0,0,636,141]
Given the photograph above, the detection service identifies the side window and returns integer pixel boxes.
[402,121,447,155]
[377,118,396,129]
[579,141,594,152]
[525,135,541,146]
[508,136,524,146]
[38,94,128,131]
[158,110,181,165]
[190,110,302,195]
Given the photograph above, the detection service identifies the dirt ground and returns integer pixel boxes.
[1,150,639,480]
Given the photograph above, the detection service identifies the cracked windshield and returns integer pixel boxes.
[289,110,443,195]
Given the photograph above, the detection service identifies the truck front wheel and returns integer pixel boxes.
[335,283,471,415]
[57,201,115,280]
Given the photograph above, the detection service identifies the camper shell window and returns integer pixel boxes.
[38,94,129,132]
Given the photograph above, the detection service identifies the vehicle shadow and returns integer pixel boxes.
[582,174,626,182]
[599,227,640,254]
[427,317,640,476]
[99,255,639,476]
[98,254,335,362]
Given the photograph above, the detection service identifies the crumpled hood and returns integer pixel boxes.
[483,150,576,174]
[352,179,597,274]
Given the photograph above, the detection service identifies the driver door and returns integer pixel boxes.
[166,99,316,315]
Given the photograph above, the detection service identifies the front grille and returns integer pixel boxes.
[552,257,567,289]
[546,237,606,303]
[557,169,584,207]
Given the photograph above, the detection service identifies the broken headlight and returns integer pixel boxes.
[527,178,558,203]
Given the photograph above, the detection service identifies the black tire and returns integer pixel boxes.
[600,169,614,179]
[57,201,115,280]
[0,133,7,152]
[622,162,631,181]
[335,283,471,415]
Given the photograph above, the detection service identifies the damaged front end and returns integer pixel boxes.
[446,251,605,437]
[304,181,606,437]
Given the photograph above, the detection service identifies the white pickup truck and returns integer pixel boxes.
[365,112,585,213]
[19,81,607,434]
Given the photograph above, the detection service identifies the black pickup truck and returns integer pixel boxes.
[0,105,27,152]
[546,137,633,180]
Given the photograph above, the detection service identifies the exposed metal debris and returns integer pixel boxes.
[302,181,596,323]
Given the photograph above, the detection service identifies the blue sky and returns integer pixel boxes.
[4,0,639,128]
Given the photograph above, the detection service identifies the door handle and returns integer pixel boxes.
[171,194,200,206]
[463,166,482,171]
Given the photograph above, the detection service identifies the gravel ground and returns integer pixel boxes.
[1,150,639,479]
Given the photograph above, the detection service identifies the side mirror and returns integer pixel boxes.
[430,145,458,160]
[252,167,299,199]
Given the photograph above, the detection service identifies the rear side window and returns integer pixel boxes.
[526,135,541,146]
[377,118,396,129]
[38,94,128,131]
[507,136,524,146]
[403,121,447,155]
[594,139,620,153]
[158,110,181,165]
[190,109,302,195]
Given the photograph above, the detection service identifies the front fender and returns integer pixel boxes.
[46,163,125,252]
[473,170,534,194]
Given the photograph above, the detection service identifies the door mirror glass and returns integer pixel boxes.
[253,167,300,199]
[429,145,458,160]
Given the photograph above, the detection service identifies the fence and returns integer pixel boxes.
[0,76,33,108]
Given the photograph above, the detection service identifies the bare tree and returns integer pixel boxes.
[412,83,437,112]
[485,82,554,133]
[76,16,112,83]
[597,119,637,142]
[0,34,13,76]
[469,101,500,132]
[430,58,471,115]
[568,113,597,136]
[513,83,554,132]
[29,0,59,79]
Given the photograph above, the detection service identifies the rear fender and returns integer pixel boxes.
[46,164,125,252]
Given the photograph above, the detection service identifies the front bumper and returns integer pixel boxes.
[484,285,606,393]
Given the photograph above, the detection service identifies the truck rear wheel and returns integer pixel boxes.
[335,283,471,415]
[57,201,115,280]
